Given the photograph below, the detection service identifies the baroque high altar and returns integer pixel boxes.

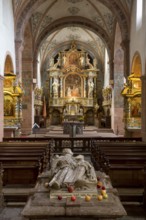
[47,41,98,125]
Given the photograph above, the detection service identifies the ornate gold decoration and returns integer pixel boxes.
[102,87,112,106]
[47,41,98,123]
[4,72,23,128]
[121,72,141,129]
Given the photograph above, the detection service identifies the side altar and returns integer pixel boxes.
[22,148,127,220]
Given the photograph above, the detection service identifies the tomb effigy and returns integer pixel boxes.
[22,148,127,220]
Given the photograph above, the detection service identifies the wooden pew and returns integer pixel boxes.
[90,142,146,188]
[143,164,146,208]
[0,142,53,186]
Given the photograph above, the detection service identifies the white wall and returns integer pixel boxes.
[130,0,146,75]
[104,48,110,88]
[0,0,16,75]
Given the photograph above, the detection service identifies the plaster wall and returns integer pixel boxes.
[130,0,146,75]
[0,0,15,141]
[0,0,16,75]
[130,0,146,141]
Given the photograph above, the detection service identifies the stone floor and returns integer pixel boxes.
[29,125,119,138]
[0,204,146,220]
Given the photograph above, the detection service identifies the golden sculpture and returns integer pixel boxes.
[47,41,98,125]
[121,72,141,129]
[4,72,23,128]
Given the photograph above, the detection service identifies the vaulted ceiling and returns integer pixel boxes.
[13,0,132,71]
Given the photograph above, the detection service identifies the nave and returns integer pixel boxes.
[0,135,146,219]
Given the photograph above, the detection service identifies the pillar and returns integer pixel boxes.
[15,40,24,81]
[0,76,4,141]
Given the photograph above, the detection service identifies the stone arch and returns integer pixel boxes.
[4,54,14,74]
[33,16,112,79]
[15,0,129,44]
[41,40,103,73]
[131,52,142,76]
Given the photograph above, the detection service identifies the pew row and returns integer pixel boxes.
[0,142,54,186]
[90,142,146,188]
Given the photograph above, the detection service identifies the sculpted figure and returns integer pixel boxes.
[73,155,97,188]
[49,148,97,190]
[52,78,59,94]
[49,148,76,189]
[66,86,72,97]
[88,78,94,97]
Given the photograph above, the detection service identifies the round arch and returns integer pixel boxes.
[33,17,112,79]
[15,0,129,43]
[131,52,142,76]
[4,54,14,74]
[40,40,104,73]
[35,17,112,54]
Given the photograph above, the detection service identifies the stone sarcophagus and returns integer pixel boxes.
[22,148,127,220]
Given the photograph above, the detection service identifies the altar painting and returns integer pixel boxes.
[131,97,141,117]
[4,95,14,116]
[65,74,81,97]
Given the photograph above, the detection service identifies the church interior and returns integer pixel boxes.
[0,0,146,219]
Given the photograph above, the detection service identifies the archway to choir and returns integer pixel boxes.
[33,31,113,137]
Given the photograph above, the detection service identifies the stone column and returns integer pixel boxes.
[0,76,4,141]
[15,40,24,81]
[121,39,130,78]
[141,75,146,142]
[21,59,33,135]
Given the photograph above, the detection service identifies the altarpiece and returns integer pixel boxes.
[47,41,98,125]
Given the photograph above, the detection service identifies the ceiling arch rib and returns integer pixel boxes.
[15,0,130,44]
[31,0,115,42]
[39,27,105,71]
[34,16,111,59]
